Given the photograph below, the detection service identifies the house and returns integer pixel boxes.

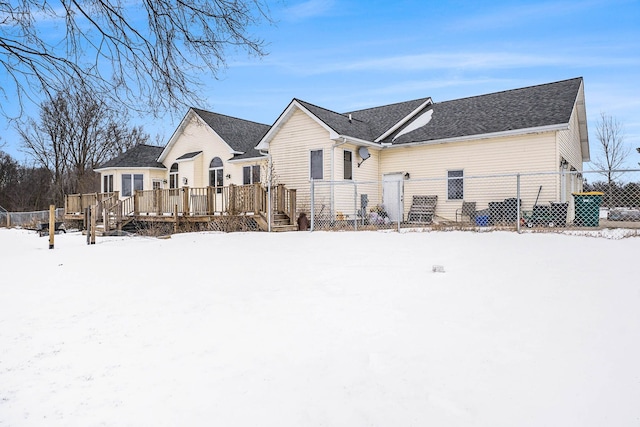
[88,77,588,228]
[95,108,270,196]
[256,77,589,222]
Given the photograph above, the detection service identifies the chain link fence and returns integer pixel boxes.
[309,169,640,238]
[0,208,64,229]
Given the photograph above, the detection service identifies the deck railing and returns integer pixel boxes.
[65,192,118,214]
[65,184,297,225]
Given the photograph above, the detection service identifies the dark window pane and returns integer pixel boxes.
[209,170,215,187]
[133,174,143,191]
[447,170,464,200]
[170,173,178,189]
[170,163,178,172]
[122,174,132,197]
[311,150,323,180]
[344,151,352,180]
[210,157,223,168]
[252,165,261,183]
[243,166,251,185]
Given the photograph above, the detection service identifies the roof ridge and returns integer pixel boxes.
[295,98,368,123]
[436,77,583,105]
[345,96,432,115]
[191,107,270,127]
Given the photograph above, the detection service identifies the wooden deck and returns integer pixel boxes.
[64,184,298,233]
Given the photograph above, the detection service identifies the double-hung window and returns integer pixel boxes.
[447,170,464,200]
[103,174,114,193]
[343,150,353,180]
[243,165,261,185]
[310,149,323,180]
[122,174,143,197]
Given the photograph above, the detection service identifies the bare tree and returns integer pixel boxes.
[592,112,630,207]
[18,86,150,203]
[0,0,270,117]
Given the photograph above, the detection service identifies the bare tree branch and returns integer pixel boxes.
[0,0,271,117]
[592,112,630,207]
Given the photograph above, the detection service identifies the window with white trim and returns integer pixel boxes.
[169,163,179,189]
[243,165,261,185]
[209,157,223,193]
[310,149,323,180]
[103,174,114,193]
[122,174,143,197]
[447,170,464,200]
[343,150,353,180]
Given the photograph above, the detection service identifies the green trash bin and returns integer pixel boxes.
[572,192,603,227]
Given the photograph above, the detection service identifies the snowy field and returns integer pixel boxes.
[1,228,639,426]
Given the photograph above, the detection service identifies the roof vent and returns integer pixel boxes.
[348,113,352,123]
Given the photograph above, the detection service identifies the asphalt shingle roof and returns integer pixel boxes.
[295,78,583,145]
[191,108,270,159]
[385,77,583,144]
[176,151,202,160]
[97,144,165,169]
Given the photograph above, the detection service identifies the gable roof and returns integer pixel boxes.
[191,108,270,160]
[95,144,165,170]
[386,77,584,145]
[256,77,586,152]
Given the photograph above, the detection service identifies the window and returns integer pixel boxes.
[343,150,353,180]
[243,165,261,185]
[103,174,113,193]
[310,149,323,180]
[447,170,464,200]
[169,163,179,189]
[209,157,223,193]
[122,174,143,197]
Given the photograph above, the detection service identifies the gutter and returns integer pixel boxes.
[385,123,569,149]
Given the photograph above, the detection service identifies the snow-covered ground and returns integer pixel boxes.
[1,228,639,426]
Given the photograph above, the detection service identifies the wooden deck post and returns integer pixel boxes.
[182,186,190,216]
[90,204,96,244]
[289,189,297,222]
[253,183,260,214]
[155,188,162,215]
[134,190,140,216]
[229,184,236,215]
[174,204,179,233]
[207,186,214,215]
[277,184,285,213]
[49,204,55,249]
[117,200,123,231]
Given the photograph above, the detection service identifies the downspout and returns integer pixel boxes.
[259,149,272,232]
[331,137,348,217]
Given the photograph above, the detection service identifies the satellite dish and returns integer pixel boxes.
[357,146,370,167]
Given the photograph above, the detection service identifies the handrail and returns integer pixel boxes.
[66,185,296,219]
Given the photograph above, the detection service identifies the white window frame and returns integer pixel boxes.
[447,169,464,200]
[122,173,144,197]
[103,174,114,193]
[343,150,353,180]
[169,163,179,189]
[310,149,323,180]
[243,165,261,185]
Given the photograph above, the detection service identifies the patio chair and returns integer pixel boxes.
[407,195,437,223]
[455,201,476,223]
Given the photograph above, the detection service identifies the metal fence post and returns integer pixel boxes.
[310,179,315,232]
[354,182,358,231]
[397,180,401,232]
[516,173,521,234]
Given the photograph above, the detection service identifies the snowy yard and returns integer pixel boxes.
[1,228,639,426]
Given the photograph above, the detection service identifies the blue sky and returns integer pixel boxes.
[2,0,640,167]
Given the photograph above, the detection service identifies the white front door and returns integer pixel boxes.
[383,173,404,222]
